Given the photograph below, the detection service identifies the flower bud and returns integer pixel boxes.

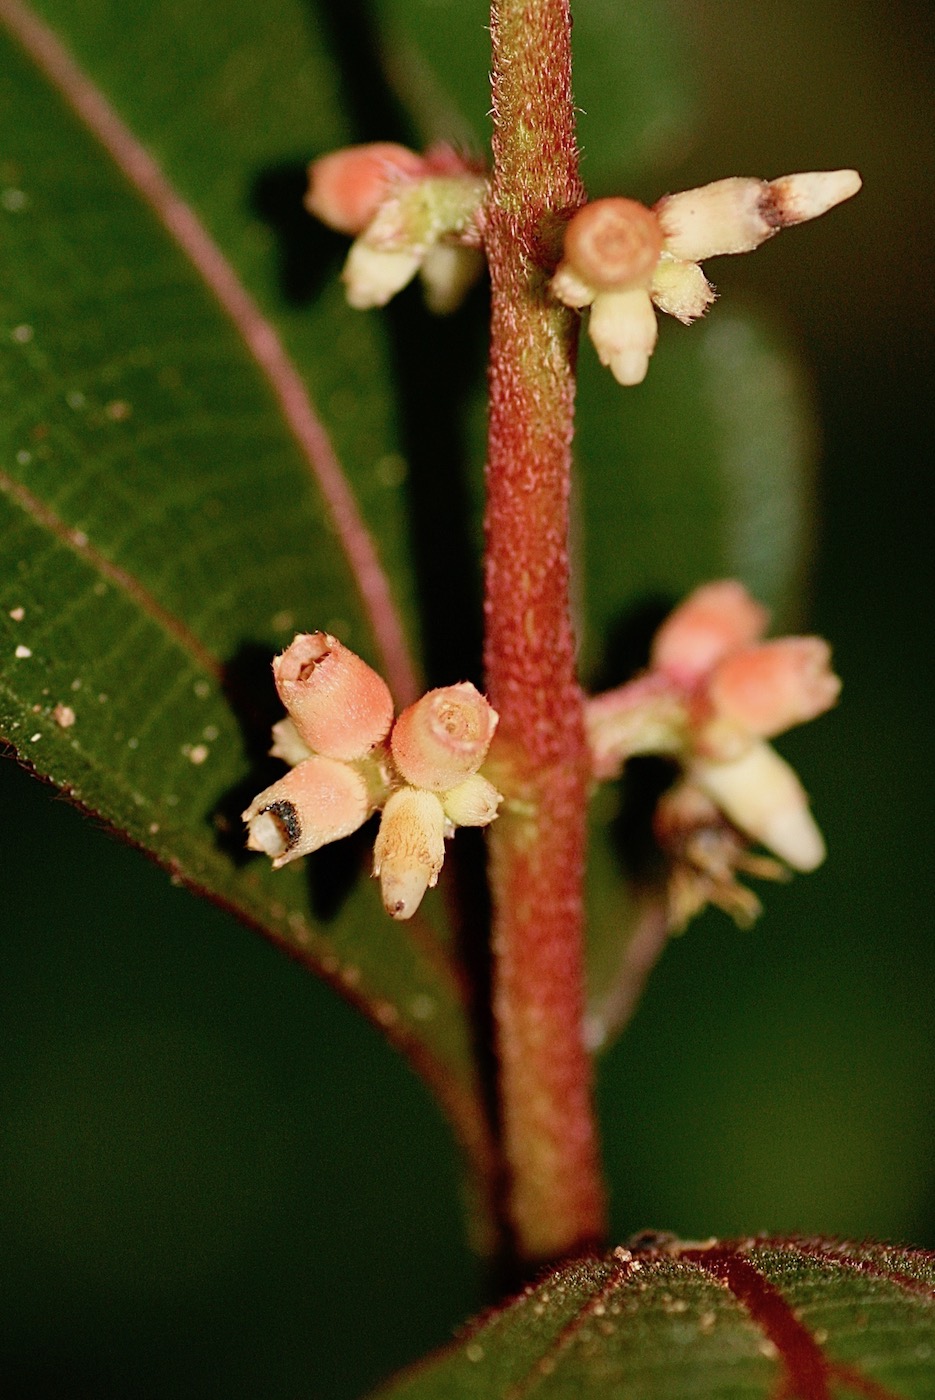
[561,198,663,292]
[650,581,768,686]
[693,741,826,872]
[650,258,716,323]
[656,169,861,263]
[269,716,314,767]
[342,242,422,309]
[587,288,658,387]
[419,244,485,315]
[373,787,447,919]
[708,637,841,738]
[305,143,425,236]
[273,632,394,761]
[656,177,776,261]
[442,773,502,828]
[243,756,370,869]
[391,682,498,792]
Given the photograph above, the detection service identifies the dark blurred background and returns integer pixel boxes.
[2,1,934,1396]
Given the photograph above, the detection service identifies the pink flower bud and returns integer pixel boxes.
[273,633,394,762]
[650,581,768,686]
[561,198,664,292]
[305,143,425,236]
[708,637,841,738]
[242,756,370,869]
[373,787,447,919]
[391,682,498,792]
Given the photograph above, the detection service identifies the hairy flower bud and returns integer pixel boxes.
[561,198,664,292]
[391,682,498,792]
[587,287,659,387]
[305,142,425,236]
[650,580,769,686]
[656,169,861,263]
[693,741,826,872]
[442,773,502,828]
[373,787,447,919]
[273,632,394,762]
[650,258,716,323]
[708,637,841,738]
[342,242,423,309]
[243,756,370,869]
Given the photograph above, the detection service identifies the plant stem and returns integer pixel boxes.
[484,0,607,1262]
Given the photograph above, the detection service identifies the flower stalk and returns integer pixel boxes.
[483,0,607,1262]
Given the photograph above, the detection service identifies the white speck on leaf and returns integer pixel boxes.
[187,743,209,765]
[14,644,31,659]
[9,606,24,621]
[11,324,33,343]
[53,704,76,728]
[15,450,31,465]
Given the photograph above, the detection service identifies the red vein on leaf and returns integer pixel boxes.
[505,1253,633,1399]
[782,1238,935,1304]
[681,1243,903,1400]
[0,467,222,679]
[0,0,419,707]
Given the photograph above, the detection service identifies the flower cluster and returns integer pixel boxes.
[242,633,501,919]
[585,581,841,928]
[306,142,487,313]
[551,170,861,385]
[306,142,860,391]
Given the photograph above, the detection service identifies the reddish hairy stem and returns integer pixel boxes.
[484,0,607,1260]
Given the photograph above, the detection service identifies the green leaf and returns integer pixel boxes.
[577,310,817,1051]
[374,1237,935,1398]
[0,0,492,1178]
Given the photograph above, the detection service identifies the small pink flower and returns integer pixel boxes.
[586,580,841,924]
[272,632,394,762]
[391,682,499,792]
[244,636,503,919]
[306,142,487,312]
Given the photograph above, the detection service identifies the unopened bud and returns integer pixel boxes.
[693,741,826,872]
[373,787,447,919]
[273,632,394,761]
[419,244,485,314]
[442,773,502,828]
[764,169,862,228]
[709,637,841,738]
[269,716,314,767]
[342,242,422,309]
[587,288,658,387]
[550,262,597,309]
[656,169,861,263]
[560,198,663,292]
[305,143,425,236]
[651,581,768,686]
[243,756,370,869]
[391,682,498,792]
[650,258,716,323]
